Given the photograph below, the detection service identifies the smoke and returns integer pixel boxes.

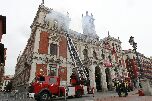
[45,9,71,31]
[82,11,96,36]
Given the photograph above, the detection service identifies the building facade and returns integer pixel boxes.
[123,49,139,87]
[137,53,152,79]
[123,49,152,87]
[0,15,6,90]
[13,4,129,92]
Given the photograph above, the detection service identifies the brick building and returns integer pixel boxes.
[0,15,6,90]
[13,4,128,92]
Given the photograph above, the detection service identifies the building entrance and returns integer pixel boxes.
[95,66,102,92]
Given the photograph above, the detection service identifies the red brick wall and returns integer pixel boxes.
[38,32,49,54]
[59,36,67,58]
[36,64,47,76]
[58,66,67,81]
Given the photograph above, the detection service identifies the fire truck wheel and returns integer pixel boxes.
[38,91,51,101]
[75,90,82,98]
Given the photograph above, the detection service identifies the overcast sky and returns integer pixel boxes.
[0,0,152,75]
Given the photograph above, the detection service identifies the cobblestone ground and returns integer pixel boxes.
[93,96,152,101]
[0,90,152,101]
[92,89,152,101]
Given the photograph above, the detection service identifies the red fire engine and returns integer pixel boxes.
[27,32,94,101]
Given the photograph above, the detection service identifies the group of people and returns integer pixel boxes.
[113,79,129,97]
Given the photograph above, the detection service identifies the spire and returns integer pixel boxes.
[42,0,44,4]
[108,31,110,37]
[86,11,88,16]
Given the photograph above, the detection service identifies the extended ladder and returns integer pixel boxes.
[66,33,89,85]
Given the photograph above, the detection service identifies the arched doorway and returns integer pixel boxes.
[82,49,90,86]
[105,68,112,91]
[95,66,102,92]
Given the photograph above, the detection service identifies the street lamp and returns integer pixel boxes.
[129,36,142,88]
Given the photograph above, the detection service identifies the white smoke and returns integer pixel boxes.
[45,9,71,31]
[82,12,96,35]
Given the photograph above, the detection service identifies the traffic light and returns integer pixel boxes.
[0,43,4,64]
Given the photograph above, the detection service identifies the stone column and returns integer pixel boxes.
[89,64,96,92]
[101,68,108,91]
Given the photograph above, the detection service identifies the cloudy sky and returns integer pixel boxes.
[0,0,152,75]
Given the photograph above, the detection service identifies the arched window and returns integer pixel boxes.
[101,49,105,59]
[83,49,88,59]
[93,51,98,59]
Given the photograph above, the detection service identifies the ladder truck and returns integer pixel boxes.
[27,32,93,101]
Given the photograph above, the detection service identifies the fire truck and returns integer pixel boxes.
[27,32,93,101]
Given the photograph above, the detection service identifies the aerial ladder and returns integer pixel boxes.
[66,33,90,86]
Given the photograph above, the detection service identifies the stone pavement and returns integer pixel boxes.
[0,89,152,101]
[93,89,152,101]
[93,96,152,101]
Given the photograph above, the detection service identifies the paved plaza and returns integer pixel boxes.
[0,89,152,101]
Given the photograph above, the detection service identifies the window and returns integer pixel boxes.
[37,76,45,82]
[108,55,112,62]
[49,64,57,76]
[50,78,57,84]
[83,49,88,59]
[50,43,57,55]
[119,60,121,65]
[101,54,105,59]
[112,43,114,46]
[93,51,98,59]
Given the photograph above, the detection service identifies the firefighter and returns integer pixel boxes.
[124,81,128,96]
[124,80,129,92]
[117,80,128,97]
[70,73,77,85]
[114,80,120,93]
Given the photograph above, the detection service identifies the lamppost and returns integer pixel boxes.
[129,36,142,88]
